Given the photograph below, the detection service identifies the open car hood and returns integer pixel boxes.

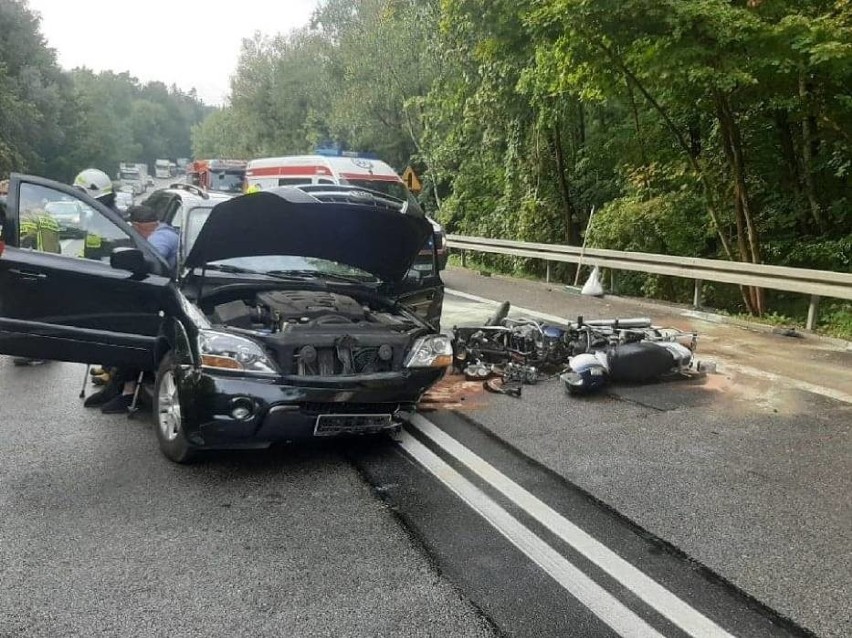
[183,190,433,282]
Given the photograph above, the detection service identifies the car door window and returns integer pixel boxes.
[145,192,171,221]
[164,198,184,228]
[18,182,134,262]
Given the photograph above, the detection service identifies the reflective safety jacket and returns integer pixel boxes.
[20,214,61,254]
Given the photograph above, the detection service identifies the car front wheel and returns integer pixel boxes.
[154,353,197,464]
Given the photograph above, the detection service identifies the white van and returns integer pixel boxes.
[244,155,409,200]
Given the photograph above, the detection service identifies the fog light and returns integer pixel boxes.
[378,344,393,361]
[229,397,256,421]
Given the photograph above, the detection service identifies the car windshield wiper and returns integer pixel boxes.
[203,264,306,281]
[266,269,379,285]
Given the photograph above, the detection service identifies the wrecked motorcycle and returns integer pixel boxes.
[451,301,705,397]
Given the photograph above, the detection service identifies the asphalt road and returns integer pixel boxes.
[0,357,493,638]
[437,270,851,638]
[2,215,847,636]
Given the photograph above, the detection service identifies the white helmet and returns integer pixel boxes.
[73,168,113,200]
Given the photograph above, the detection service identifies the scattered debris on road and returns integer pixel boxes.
[448,301,715,398]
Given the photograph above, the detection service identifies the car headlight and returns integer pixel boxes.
[198,330,277,375]
[405,335,453,369]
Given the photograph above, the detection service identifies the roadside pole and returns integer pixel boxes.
[573,206,596,287]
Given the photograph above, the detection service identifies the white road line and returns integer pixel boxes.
[395,430,666,638]
[409,414,735,638]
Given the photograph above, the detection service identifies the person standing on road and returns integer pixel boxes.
[95,204,179,414]
[76,172,148,407]
[73,168,121,261]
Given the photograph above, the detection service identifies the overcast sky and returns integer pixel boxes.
[27,0,321,106]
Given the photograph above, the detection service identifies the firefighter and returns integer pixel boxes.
[73,168,119,261]
[13,203,61,366]
[71,168,124,403]
[19,211,61,252]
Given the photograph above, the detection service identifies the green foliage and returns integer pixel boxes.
[188,0,848,327]
[4,0,849,331]
[0,0,209,182]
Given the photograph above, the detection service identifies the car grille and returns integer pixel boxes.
[295,345,396,376]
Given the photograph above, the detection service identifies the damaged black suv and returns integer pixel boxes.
[0,174,449,462]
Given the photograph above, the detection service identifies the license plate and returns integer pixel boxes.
[314,413,394,437]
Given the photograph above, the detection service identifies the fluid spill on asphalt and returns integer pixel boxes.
[419,374,488,412]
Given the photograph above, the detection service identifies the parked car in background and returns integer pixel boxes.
[118,165,144,195]
[115,191,134,215]
[143,183,234,229]
[44,199,88,238]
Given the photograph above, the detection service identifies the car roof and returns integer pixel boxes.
[245,155,402,182]
[156,183,234,202]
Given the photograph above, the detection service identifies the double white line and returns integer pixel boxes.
[398,414,735,638]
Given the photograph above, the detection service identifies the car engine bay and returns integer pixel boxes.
[204,289,427,376]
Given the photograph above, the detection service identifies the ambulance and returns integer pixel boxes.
[244,155,409,200]
[244,154,448,270]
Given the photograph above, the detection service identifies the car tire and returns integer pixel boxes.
[154,352,197,464]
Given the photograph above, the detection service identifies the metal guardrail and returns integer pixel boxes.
[447,235,852,330]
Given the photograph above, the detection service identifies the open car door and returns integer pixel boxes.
[0,174,172,370]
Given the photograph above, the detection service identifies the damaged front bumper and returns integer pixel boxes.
[175,367,445,449]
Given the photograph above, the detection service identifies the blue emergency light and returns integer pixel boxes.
[314,146,379,160]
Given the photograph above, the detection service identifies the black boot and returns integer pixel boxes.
[101,393,134,414]
[84,379,121,407]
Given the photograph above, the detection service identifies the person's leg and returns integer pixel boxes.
[84,367,124,407]
[101,371,141,414]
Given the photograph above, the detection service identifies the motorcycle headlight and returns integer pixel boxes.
[405,335,453,369]
[198,330,277,375]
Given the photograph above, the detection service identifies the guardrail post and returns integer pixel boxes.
[545,261,551,283]
[609,269,617,294]
[461,249,466,268]
[806,295,820,331]
[693,280,703,309]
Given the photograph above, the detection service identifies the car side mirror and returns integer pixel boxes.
[110,247,148,276]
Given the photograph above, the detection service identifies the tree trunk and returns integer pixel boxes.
[405,102,442,209]
[799,71,825,232]
[715,92,764,314]
[625,77,647,166]
[553,117,579,246]
[576,101,586,149]
[688,117,702,160]
[773,109,802,197]
[598,41,735,261]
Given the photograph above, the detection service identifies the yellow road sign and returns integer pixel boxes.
[402,166,423,193]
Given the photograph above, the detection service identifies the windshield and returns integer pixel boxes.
[182,206,379,282]
[210,170,245,193]
[120,170,140,180]
[342,179,408,201]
